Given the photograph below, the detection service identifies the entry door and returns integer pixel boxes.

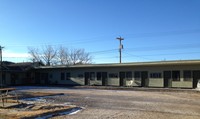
[102,72,107,86]
[193,71,200,88]
[44,73,49,84]
[164,71,172,88]
[35,72,41,84]
[119,72,126,86]
[84,72,90,85]
[141,71,148,87]
[2,73,6,85]
[11,73,17,85]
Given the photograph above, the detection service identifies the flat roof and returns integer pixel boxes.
[36,59,200,69]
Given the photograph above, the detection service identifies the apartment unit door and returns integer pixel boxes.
[119,72,126,86]
[193,71,200,88]
[35,72,41,84]
[141,71,148,87]
[102,72,108,86]
[2,73,6,85]
[44,73,49,84]
[84,72,90,85]
[164,71,172,88]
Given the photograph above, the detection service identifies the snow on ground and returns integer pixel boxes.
[20,95,83,118]
[35,107,83,119]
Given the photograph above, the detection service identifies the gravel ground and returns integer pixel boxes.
[16,86,200,119]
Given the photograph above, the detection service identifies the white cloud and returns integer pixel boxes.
[3,50,29,58]
[2,50,30,62]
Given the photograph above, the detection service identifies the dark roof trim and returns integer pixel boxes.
[36,59,200,69]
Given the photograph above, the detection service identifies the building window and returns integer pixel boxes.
[109,73,118,78]
[126,72,132,80]
[97,72,102,80]
[183,70,192,81]
[61,73,65,80]
[78,74,83,79]
[49,74,53,79]
[150,73,162,78]
[134,71,141,80]
[90,72,95,80]
[66,73,71,80]
[172,71,180,81]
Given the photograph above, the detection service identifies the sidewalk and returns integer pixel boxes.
[72,85,200,93]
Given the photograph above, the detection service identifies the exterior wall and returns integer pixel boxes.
[35,63,200,88]
[149,78,163,87]
[172,81,192,88]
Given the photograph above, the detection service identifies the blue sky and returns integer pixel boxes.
[0,0,200,63]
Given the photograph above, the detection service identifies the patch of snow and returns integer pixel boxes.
[63,102,72,106]
[85,96,90,99]
[21,97,47,104]
[35,107,83,119]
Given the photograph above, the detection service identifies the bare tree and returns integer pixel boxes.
[28,47,41,62]
[28,45,92,66]
[69,48,92,65]
[41,45,57,66]
[55,46,69,65]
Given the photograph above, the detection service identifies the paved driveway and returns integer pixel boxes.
[16,86,200,119]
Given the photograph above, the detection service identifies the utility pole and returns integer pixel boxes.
[116,37,124,63]
[0,46,4,88]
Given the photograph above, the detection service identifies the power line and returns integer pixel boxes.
[134,51,200,57]
[4,29,200,48]
[124,29,200,39]
[124,43,200,52]
[89,49,118,54]
[123,51,153,60]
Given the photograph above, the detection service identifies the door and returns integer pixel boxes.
[44,73,49,84]
[35,72,41,84]
[102,72,108,86]
[11,73,17,85]
[84,72,90,85]
[119,72,126,86]
[141,71,148,87]
[164,71,172,88]
[2,73,6,85]
[193,71,200,88]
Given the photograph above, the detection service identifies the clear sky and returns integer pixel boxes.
[0,0,200,63]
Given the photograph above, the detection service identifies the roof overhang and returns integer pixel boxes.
[35,59,200,69]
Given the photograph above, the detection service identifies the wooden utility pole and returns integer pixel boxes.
[0,46,4,88]
[116,37,124,63]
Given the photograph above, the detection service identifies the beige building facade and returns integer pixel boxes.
[35,60,200,89]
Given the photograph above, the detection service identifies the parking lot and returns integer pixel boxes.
[17,86,200,119]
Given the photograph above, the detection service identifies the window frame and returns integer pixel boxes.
[172,71,180,81]
[150,73,162,78]
[134,71,141,80]
[183,70,192,81]
[126,71,132,80]
[61,72,65,80]
[66,72,71,80]
[109,73,118,78]
[97,72,102,81]
[90,72,95,80]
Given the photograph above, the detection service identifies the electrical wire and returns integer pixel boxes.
[3,29,200,47]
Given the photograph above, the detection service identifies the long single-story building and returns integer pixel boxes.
[34,59,200,89]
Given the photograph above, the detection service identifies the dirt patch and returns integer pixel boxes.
[0,92,80,119]
[0,103,75,119]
